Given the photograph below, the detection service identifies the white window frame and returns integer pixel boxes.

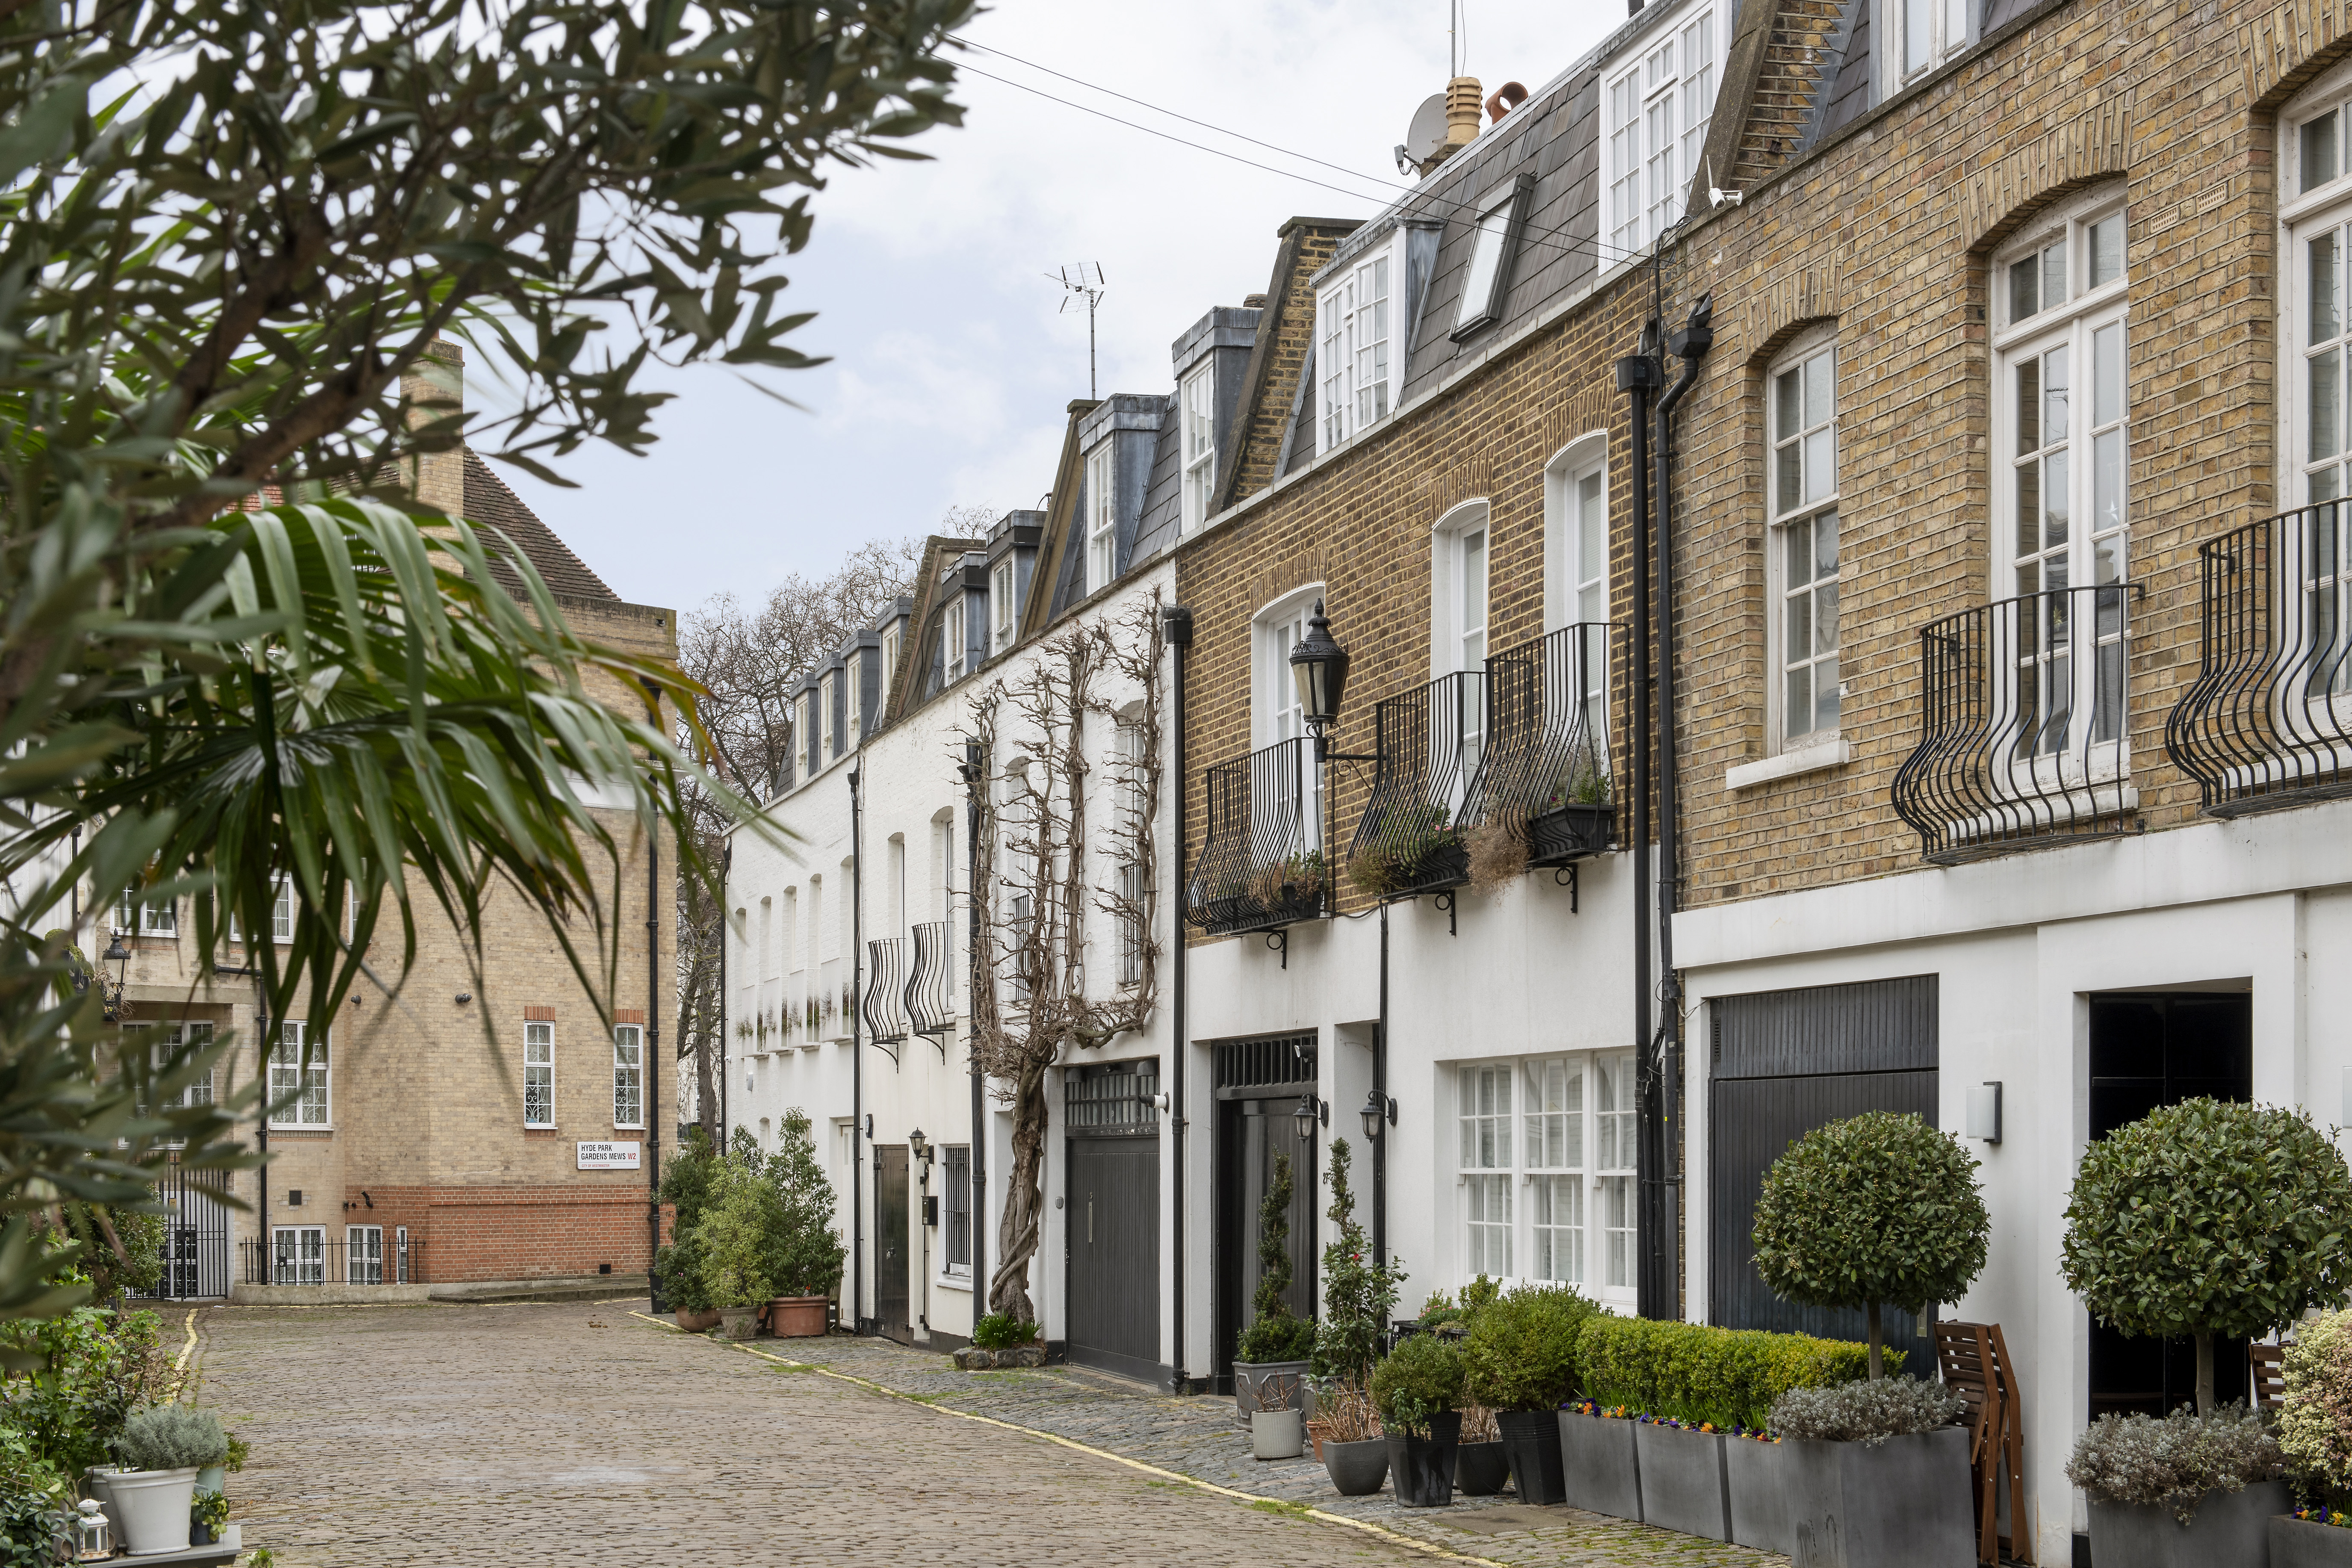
[1768,331,1844,756]
[845,657,861,743]
[992,560,1016,652]
[1431,499,1492,680]
[942,1143,972,1278]
[1886,0,1973,92]
[227,877,295,945]
[1086,443,1116,594]
[820,673,837,757]
[1605,6,1717,260]
[2282,74,2352,709]
[272,1225,325,1286]
[1451,177,1531,340]
[1544,439,1613,631]
[1181,364,1216,533]
[524,1020,554,1128]
[119,886,175,936]
[614,1023,645,1129]
[880,623,901,702]
[347,1224,384,1285]
[155,1022,216,1112]
[268,1020,330,1128]
[943,596,967,683]
[1454,1051,1637,1309]
[1253,587,1324,851]
[1315,237,1400,454]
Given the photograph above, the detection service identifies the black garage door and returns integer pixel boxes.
[1065,1060,1161,1383]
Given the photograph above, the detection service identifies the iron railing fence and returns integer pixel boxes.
[1461,622,1618,866]
[863,937,909,1044]
[1345,671,1481,898]
[1891,583,2139,863]
[239,1235,425,1286]
[906,920,955,1037]
[2166,503,2352,817]
[1065,1065,1160,1134]
[126,1163,232,1301]
[1183,737,1327,935]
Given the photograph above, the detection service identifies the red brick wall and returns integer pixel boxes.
[349,1183,675,1282]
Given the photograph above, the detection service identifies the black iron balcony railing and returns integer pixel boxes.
[863,937,908,1044]
[1461,622,1617,866]
[1345,671,1480,898]
[2166,504,2352,817]
[1892,583,2139,864]
[1184,736,1328,936]
[905,920,954,1037]
[239,1237,425,1286]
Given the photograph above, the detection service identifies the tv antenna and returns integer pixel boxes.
[1052,263,1107,399]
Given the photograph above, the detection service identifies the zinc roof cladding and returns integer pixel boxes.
[1130,392,1185,566]
[461,449,619,601]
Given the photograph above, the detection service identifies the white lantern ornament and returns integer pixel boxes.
[72,1497,112,1561]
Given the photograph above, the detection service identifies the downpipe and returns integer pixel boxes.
[1615,329,1660,1315]
[1162,605,1193,1393]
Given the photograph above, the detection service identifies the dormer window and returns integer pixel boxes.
[1606,6,1717,258]
[1317,241,1396,453]
[845,657,861,744]
[798,693,816,777]
[1182,364,1216,532]
[1086,444,1116,593]
[881,623,900,699]
[944,595,968,682]
[1889,0,1972,89]
[1452,177,1535,340]
[992,561,1016,651]
[821,673,837,757]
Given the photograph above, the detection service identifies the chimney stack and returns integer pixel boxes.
[399,338,467,517]
[1431,76,1481,168]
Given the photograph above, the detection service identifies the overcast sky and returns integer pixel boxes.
[492,3,1630,619]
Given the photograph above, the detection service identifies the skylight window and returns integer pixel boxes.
[1452,176,1534,340]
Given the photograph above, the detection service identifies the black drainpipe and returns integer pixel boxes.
[1616,325,1661,1319]
[717,843,730,1149]
[850,764,865,1334]
[1161,604,1193,1392]
[961,740,987,1320]
[1374,900,1389,1277]
[647,785,665,1311]
[1649,295,1713,1323]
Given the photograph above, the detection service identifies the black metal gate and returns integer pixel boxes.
[1065,1060,1160,1384]
[1708,976,1938,1371]
[134,1161,232,1301]
[874,1146,912,1344]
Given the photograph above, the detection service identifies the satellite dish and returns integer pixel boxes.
[1402,93,1448,173]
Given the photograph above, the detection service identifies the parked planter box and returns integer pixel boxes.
[1232,1359,1311,1420]
[1635,1422,1730,1541]
[765,1295,829,1338]
[2088,1481,2289,1568]
[1496,1409,1566,1504]
[1387,1412,1463,1508]
[1454,1440,1509,1496]
[1557,1409,1641,1521]
[108,1466,199,1556]
[1725,1436,1796,1554]
[674,1307,721,1332]
[1784,1425,1974,1568]
[1252,1408,1305,1460]
[1324,1437,1389,1497]
[2272,1512,2352,1567]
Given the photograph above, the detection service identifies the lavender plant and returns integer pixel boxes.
[2066,1403,2283,1523]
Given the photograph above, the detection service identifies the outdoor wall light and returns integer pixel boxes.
[1966,1082,2002,1145]
[1287,600,1350,757]
[909,1127,932,1167]
[89,933,132,1023]
[1360,1090,1398,1141]
[1291,1095,1327,1141]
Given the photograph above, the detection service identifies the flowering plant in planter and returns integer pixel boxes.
[1768,1376,1967,1444]
[2066,1403,2283,1523]
[2284,1310,2352,1510]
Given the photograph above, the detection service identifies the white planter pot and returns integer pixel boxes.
[107,1466,198,1556]
[1251,1408,1305,1460]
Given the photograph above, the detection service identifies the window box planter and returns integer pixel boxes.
[1783,1425,1975,1568]
[108,1466,199,1556]
[2087,1481,2289,1568]
[1454,1439,1508,1495]
[1557,1407,1642,1521]
[1724,1436,1795,1554]
[1634,1421,1731,1541]
[1387,1411,1463,1507]
[764,1294,829,1338]
[2272,1511,2352,1567]
[1323,1436,1389,1496]
[1233,1359,1311,1420]
[1528,802,1612,865]
[1495,1409,1566,1504]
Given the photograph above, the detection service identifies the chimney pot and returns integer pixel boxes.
[1431,76,1481,168]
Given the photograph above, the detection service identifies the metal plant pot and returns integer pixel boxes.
[1251,1409,1304,1461]
[1453,1440,1509,1496]
[1784,1425,1975,1568]
[2272,1511,2352,1567]
[1232,1359,1311,1420]
[1323,1437,1390,1497]
[1724,1435,1796,1554]
[1495,1409,1566,1504]
[1557,1409,1642,1521]
[2087,1481,2289,1568]
[1386,1412,1463,1508]
[1634,1422,1730,1541]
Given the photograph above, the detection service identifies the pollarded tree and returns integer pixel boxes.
[2062,1097,2352,1415]
[1751,1110,1990,1379]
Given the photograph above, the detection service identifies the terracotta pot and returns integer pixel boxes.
[674,1307,722,1332]
[766,1295,829,1338]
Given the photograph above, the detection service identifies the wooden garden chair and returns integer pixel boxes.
[1935,1320,2032,1565]
[2251,1341,2287,1411]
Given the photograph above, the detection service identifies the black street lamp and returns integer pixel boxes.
[98,933,131,1023]
[1291,1094,1325,1142]
[1287,600,1350,760]
[1359,1090,1397,1142]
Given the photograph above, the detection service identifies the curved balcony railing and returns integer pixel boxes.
[1345,671,1480,898]
[1461,622,1617,866]
[1184,736,1327,936]
[1891,583,2139,863]
[2166,504,2352,817]
[863,937,908,1044]
[906,920,955,1037]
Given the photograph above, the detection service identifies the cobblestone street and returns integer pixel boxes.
[192,1301,1786,1568]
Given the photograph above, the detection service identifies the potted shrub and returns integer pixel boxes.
[1770,1377,1974,1568]
[954,1313,1045,1370]
[1454,1404,1507,1495]
[109,1404,225,1555]
[1306,1379,1387,1494]
[1308,1137,1404,1495]
[762,1109,847,1336]
[2068,1403,2287,1567]
[1462,1282,1593,1505]
[658,1229,720,1332]
[695,1157,781,1340]
[1371,1332,1465,1507]
[2279,1309,2352,1564]
[1233,1152,1314,1419]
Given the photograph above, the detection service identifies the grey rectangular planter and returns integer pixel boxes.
[1496,1409,1566,1505]
[1635,1422,1731,1540]
[2272,1511,2352,1568]
[1232,1359,1310,1421]
[1725,1435,1796,1554]
[1557,1409,1641,1521]
[2089,1481,2289,1568]
[1784,1425,1974,1568]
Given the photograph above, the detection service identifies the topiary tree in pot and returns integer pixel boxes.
[2062,1097,2352,1416]
[1371,1331,1468,1507]
[1235,1152,1315,1388]
[763,1109,846,1318]
[1311,1138,1406,1388]
[1751,1110,1989,1379]
[1462,1283,1594,1505]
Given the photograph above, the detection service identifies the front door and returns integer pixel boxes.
[1215,1096,1317,1388]
[2087,992,2253,1418]
[1066,1135,1160,1382]
[875,1146,912,1344]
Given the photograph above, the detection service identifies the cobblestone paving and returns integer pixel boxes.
[189,1299,1787,1568]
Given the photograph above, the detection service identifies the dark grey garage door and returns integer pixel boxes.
[1708,976,1938,1375]
[1066,1060,1160,1384]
